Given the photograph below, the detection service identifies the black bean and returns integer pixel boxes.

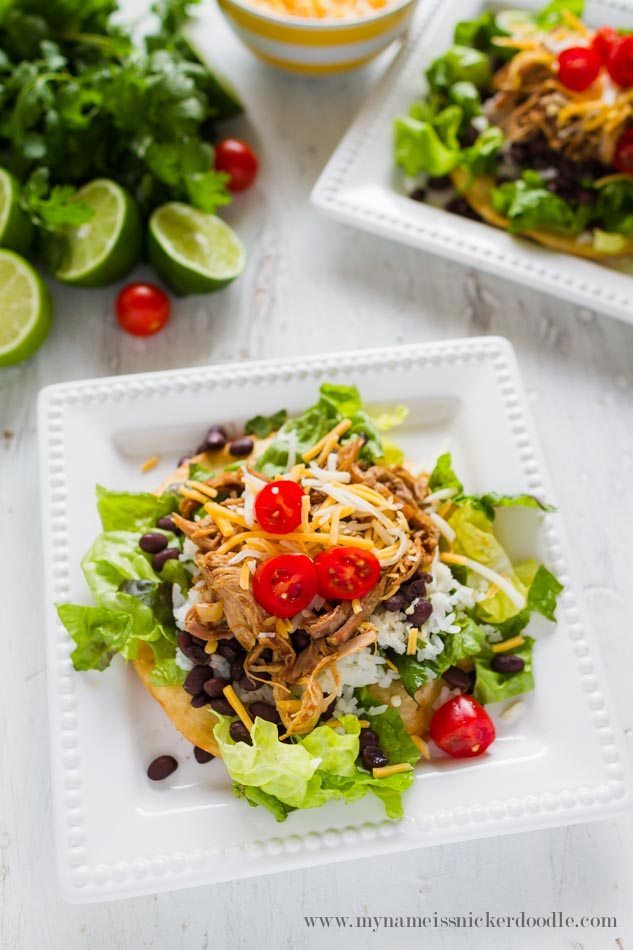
[361,746,389,770]
[250,702,281,724]
[359,728,379,750]
[228,437,254,458]
[184,665,214,696]
[229,720,253,744]
[238,675,259,692]
[445,197,480,221]
[384,593,405,612]
[191,693,210,708]
[577,189,595,206]
[528,135,549,158]
[510,141,529,164]
[291,630,311,652]
[139,532,168,554]
[203,676,231,698]
[147,755,178,781]
[404,577,427,602]
[193,746,214,763]
[491,654,525,674]
[427,175,451,191]
[409,599,433,627]
[156,515,180,534]
[260,648,273,663]
[409,187,427,202]
[203,426,227,452]
[177,631,209,666]
[230,659,245,681]
[209,697,235,715]
[217,638,244,661]
[152,547,180,571]
[459,124,478,147]
[442,666,475,692]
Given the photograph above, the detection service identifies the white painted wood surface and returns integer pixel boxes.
[1,3,632,947]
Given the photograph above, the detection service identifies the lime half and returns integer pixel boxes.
[0,250,52,366]
[0,168,34,255]
[148,203,246,296]
[55,179,142,287]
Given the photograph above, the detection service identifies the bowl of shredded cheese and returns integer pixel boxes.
[217,0,417,74]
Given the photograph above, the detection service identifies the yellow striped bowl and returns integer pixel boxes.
[217,0,417,75]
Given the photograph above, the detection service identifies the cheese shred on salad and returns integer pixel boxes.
[58,384,562,822]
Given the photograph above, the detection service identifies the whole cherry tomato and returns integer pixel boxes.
[614,127,633,173]
[592,25,620,62]
[115,283,171,336]
[557,45,602,91]
[314,546,381,601]
[214,138,259,192]
[607,35,633,87]
[429,695,496,759]
[252,554,318,618]
[255,480,304,534]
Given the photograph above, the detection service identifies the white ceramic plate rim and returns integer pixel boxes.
[38,337,631,903]
[311,0,633,325]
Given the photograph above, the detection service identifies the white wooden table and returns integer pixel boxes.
[1,3,632,948]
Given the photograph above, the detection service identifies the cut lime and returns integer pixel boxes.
[0,168,34,255]
[54,179,142,288]
[0,250,52,366]
[148,203,246,296]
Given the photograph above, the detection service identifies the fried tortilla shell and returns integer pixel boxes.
[451,168,633,260]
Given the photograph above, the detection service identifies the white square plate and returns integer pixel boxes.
[38,338,630,903]
[312,0,633,326]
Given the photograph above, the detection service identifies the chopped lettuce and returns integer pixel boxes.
[535,0,584,30]
[448,80,483,126]
[149,656,187,687]
[460,126,504,177]
[594,179,633,236]
[426,45,492,92]
[245,409,288,438]
[364,707,421,767]
[474,636,535,704]
[96,486,179,532]
[429,452,463,494]
[454,11,503,51]
[255,383,383,477]
[370,404,409,432]
[188,461,214,481]
[391,617,487,696]
[57,604,133,672]
[215,711,417,821]
[492,171,592,236]
[526,564,563,621]
[394,113,460,177]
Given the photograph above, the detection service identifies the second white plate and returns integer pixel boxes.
[312,0,633,326]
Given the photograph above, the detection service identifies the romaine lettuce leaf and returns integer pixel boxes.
[454,11,503,50]
[364,707,421,766]
[426,45,492,92]
[149,656,187,686]
[474,636,535,704]
[526,564,563,621]
[96,486,179,532]
[391,617,487,696]
[429,452,463,494]
[244,409,287,438]
[460,126,504,177]
[492,172,592,236]
[188,461,214,481]
[57,604,132,671]
[394,115,460,177]
[535,0,584,30]
[594,179,633,236]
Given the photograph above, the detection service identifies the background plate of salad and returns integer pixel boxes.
[312,0,633,326]
[38,337,630,902]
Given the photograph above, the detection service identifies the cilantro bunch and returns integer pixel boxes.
[0,0,242,233]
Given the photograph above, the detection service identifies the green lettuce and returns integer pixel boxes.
[594,179,633,236]
[460,126,504,177]
[429,452,463,494]
[474,636,535,704]
[57,604,133,672]
[96,486,179,532]
[245,409,287,438]
[149,656,187,686]
[255,383,383,477]
[391,617,487,696]
[426,45,492,92]
[492,171,592,236]
[454,12,503,50]
[215,711,418,822]
[448,80,482,126]
[535,0,584,30]
[188,461,214,481]
[394,113,460,177]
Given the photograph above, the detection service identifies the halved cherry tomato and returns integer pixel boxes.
[255,480,304,534]
[214,138,259,192]
[607,35,633,87]
[592,26,620,63]
[429,695,496,759]
[314,547,381,601]
[614,127,633,173]
[557,45,602,91]
[116,283,170,337]
[252,554,318,618]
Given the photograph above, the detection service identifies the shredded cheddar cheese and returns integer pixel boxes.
[140,455,159,473]
[406,627,418,655]
[491,635,526,654]
[244,0,390,18]
[372,763,414,779]
[411,735,431,759]
[223,685,254,731]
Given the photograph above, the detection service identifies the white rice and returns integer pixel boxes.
[173,585,201,630]
[181,538,198,562]
[175,648,194,672]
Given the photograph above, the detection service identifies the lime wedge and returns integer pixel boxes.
[0,168,34,255]
[148,203,246,296]
[0,250,52,366]
[55,179,142,287]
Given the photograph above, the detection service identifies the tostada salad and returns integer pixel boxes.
[58,384,562,821]
[394,0,633,259]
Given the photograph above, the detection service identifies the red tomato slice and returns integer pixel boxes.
[607,35,633,87]
[592,26,620,63]
[252,554,318,618]
[116,283,170,337]
[314,547,381,601]
[254,480,304,534]
[614,128,633,173]
[214,138,259,192]
[429,695,496,759]
[557,45,602,92]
